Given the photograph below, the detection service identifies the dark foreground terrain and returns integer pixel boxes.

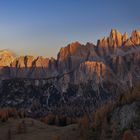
[0,118,79,140]
[0,85,140,140]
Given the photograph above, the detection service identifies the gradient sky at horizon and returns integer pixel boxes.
[0,0,140,57]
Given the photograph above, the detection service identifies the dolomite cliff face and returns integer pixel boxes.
[0,29,140,116]
[57,42,98,73]
[0,55,57,78]
[0,50,15,78]
[74,61,107,84]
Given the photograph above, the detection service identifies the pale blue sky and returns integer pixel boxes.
[0,0,140,57]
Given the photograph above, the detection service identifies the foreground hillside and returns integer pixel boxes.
[78,83,140,140]
[0,101,139,140]
[0,84,139,140]
[0,118,79,140]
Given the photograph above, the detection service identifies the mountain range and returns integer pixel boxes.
[0,29,140,117]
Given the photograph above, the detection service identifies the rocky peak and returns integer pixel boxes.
[58,41,97,59]
[85,42,98,60]
[131,30,140,45]
[0,49,15,67]
[122,32,129,42]
[124,30,140,47]
[57,41,97,72]
[110,29,122,37]
[97,37,108,48]
[69,41,82,54]
[33,56,49,68]
[25,56,35,67]
[97,29,140,50]
[57,41,82,61]
[97,29,123,49]
[11,55,35,68]
[17,56,25,68]
[108,28,123,47]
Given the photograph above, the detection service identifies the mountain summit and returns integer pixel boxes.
[0,49,15,67]
[97,29,140,48]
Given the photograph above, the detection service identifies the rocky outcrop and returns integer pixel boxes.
[111,101,140,131]
[0,50,15,67]
[11,55,34,68]
[97,29,123,56]
[57,42,97,73]
[30,56,50,78]
[97,29,123,48]
[1,55,56,78]
[97,29,140,56]
[109,29,123,47]
[124,30,140,47]
[131,30,140,45]
[122,32,129,42]
[74,61,106,84]
[9,56,40,78]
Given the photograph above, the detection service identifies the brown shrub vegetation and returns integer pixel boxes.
[0,108,17,122]
[41,114,56,125]
[78,114,90,140]
[52,135,61,140]
[16,120,27,134]
[78,82,140,140]
[122,129,138,140]
[92,82,140,130]
[41,114,76,126]
[118,82,140,106]
[93,101,115,128]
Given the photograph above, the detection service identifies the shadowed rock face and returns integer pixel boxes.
[0,29,140,116]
